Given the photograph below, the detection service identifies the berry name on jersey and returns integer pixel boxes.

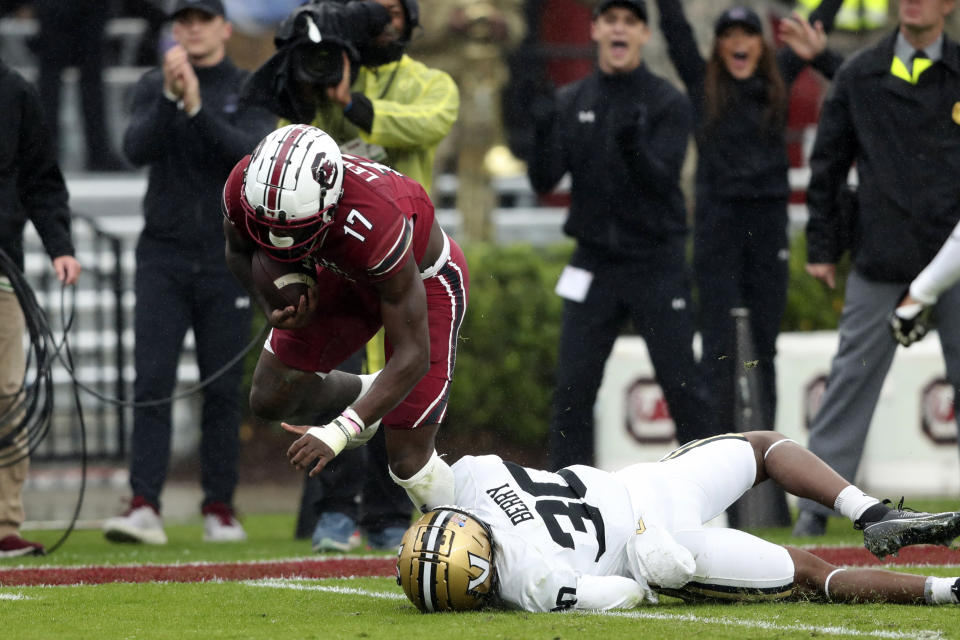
[485,483,534,525]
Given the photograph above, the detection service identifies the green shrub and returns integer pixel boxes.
[781,233,850,332]
[444,242,572,446]
[241,235,850,447]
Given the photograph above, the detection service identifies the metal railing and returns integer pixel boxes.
[22,213,127,462]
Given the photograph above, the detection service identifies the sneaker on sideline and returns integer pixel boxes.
[312,512,361,552]
[203,501,246,542]
[0,534,45,558]
[366,526,407,551]
[103,496,167,545]
[858,498,960,558]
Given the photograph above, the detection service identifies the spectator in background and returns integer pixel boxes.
[652,1,842,450]
[793,0,890,55]
[794,0,960,537]
[101,0,274,545]
[527,0,717,470]
[0,59,81,557]
[32,0,127,171]
[244,0,459,552]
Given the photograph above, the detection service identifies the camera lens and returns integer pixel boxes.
[291,43,344,87]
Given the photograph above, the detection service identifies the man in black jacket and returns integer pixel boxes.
[102,0,274,545]
[527,0,716,470]
[795,0,960,536]
[0,60,81,557]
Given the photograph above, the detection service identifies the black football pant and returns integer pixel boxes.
[549,240,719,471]
[131,239,251,510]
[34,0,114,164]
[694,197,789,433]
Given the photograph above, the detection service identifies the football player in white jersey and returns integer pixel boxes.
[396,431,960,612]
[890,218,960,346]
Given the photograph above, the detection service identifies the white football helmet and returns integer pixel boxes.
[241,124,344,261]
[396,507,496,612]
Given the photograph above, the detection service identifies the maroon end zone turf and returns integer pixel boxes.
[0,557,396,587]
[2,547,960,587]
[807,545,960,567]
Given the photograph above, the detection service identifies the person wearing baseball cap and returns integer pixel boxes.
[651,0,845,515]
[102,0,274,546]
[528,0,724,472]
[592,0,647,21]
[712,5,763,37]
[169,0,225,20]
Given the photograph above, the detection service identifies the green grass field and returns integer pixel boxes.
[3,506,960,640]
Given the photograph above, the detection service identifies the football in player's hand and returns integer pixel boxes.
[251,250,316,311]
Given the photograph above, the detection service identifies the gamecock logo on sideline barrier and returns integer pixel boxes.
[624,378,675,444]
[922,378,958,445]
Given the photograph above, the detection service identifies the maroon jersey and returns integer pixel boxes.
[223,153,436,284]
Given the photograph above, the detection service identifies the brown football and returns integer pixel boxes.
[251,250,317,311]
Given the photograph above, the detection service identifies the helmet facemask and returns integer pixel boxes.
[242,125,345,262]
[396,507,498,612]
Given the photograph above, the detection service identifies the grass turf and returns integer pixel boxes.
[2,501,960,639]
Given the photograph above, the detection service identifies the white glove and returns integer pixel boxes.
[889,301,933,347]
[630,522,696,590]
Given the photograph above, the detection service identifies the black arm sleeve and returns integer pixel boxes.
[526,89,567,194]
[807,0,844,33]
[185,101,276,175]
[777,0,845,84]
[805,76,857,264]
[617,93,692,197]
[343,92,375,133]
[655,0,706,116]
[17,80,73,261]
[122,72,180,167]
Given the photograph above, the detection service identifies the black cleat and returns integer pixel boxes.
[857,498,960,559]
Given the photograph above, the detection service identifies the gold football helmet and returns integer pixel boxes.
[396,507,496,612]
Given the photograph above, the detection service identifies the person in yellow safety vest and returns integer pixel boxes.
[271,0,459,553]
[796,0,887,31]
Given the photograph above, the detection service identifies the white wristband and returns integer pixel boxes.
[305,408,365,457]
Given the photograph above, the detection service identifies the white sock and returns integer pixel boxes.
[834,485,879,522]
[355,370,381,402]
[389,450,454,512]
[924,576,960,604]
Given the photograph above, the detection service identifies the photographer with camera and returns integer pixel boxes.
[243,0,459,553]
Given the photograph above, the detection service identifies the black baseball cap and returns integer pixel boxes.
[714,6,762,36]
[593,0,648,22]
[170,0,225,20]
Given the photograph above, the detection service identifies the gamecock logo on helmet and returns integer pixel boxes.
[311,152,339,191]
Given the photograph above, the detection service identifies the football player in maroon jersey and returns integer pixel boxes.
[223,124,468,512]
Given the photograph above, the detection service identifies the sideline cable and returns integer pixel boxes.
[0,248,266,553]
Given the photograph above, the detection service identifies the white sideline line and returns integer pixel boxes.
[0,593,31,600]
[244,578,406,600]
[245,579,944,640]
[586,610,941,640]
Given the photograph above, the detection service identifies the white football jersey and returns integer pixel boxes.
[452,455,637,612]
